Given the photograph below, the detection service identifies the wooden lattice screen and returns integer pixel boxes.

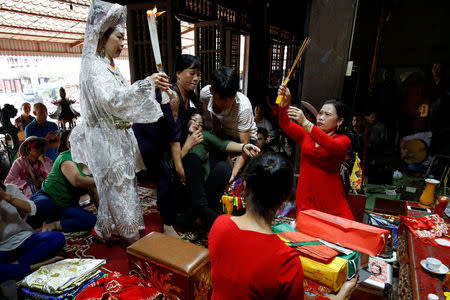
[285,44,301,74]
[127,3,170,83]
[227,29,241,74]
[195,20,224,89]
[270,43,284,74]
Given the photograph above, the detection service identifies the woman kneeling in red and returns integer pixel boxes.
[208,152,356,299]
[278,84,354,220]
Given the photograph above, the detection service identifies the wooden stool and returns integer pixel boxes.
[127,232,211,299]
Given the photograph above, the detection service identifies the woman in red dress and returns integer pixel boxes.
[278,85,354,221]
[208,152,357,299]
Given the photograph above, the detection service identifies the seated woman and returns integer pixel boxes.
[26,134,98,233]
[0,182,65,282]
[14,102,35,143]
[5,136,53,198]
[208,152,357,299]
[179,113,259,230]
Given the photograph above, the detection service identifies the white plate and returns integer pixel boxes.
[435,238,450,247]
[445,204,450,218]
[420,259,449,275]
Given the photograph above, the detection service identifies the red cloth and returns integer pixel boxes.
[75,272,160,300]
[278,105,354,220]
[208,215,304,299]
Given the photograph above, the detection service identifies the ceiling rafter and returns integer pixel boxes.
[0,0,131,57]
[0,24,84,36]
[0,8,86,23]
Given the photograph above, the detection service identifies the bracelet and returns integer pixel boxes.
[8,195,14,204]
[302,120,313,132]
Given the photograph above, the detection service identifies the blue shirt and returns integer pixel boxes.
[25,119,59,161]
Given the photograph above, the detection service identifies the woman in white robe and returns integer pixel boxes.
[70,0,170,242]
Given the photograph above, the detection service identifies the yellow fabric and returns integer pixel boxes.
[21,258,105,294]
[299,255,348,292]
[350,152,362,191]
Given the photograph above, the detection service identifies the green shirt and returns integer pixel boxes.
[190,131,230,179]
[41,150,93,207]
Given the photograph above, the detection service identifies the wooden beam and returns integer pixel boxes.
[181,26,195,35]
[182,44,195,50]
[0,31,79,42]
[0,24,84,36]
[70,40,84,48]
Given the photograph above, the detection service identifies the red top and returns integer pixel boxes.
[279,105,354,220]
[209,215,304,299]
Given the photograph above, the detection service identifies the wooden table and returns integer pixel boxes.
[398,201,449,299]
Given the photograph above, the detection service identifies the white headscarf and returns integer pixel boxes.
[82,0,126,57]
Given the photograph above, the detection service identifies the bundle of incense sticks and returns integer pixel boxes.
[275,36,311,105]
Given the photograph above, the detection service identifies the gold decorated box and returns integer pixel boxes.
[127,232,212,300]
[300,255,348,292]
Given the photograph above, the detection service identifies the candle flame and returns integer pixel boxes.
[147,6,166,17]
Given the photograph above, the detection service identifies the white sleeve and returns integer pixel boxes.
[5,184,37,216]
[237,108,254,132]
[199,85,212,101]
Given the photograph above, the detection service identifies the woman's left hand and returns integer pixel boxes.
[150,72,171,91]
[287,106,306,125]
[243,144,261,157]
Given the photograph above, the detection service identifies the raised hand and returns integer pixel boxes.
[287,106,306,125]
[150,72,171,91]
[186,130,204,148]
[277,84,291,108]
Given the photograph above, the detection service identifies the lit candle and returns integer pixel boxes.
[146,6,166,72]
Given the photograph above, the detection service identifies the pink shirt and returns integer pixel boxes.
[5,156,53,198]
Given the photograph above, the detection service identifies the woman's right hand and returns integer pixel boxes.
[185,130,204,150]
[150,72,171,91]
[277,84,291,108]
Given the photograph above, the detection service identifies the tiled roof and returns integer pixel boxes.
[0,0,128,57]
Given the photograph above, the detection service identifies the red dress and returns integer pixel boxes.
[279,105,354,220]
[209,215,304,299]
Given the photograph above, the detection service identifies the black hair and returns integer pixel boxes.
[242,152,293,223]
[102,27,115,41]
[210,66,239,99]
[172,54,201,83]
[322,99,348,134]
[257,127,269,139]
[58,130,71,154]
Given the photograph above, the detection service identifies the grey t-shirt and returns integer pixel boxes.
[0,184,36,251]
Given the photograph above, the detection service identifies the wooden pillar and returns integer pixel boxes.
[246,1,269,106]
[300,0,357,109]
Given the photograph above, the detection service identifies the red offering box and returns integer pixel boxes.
[297,209,390,256]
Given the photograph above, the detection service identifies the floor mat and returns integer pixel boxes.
[64,186,163,274]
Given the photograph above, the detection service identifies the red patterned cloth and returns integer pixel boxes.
[75,272,160,300]
[400,214,448,245]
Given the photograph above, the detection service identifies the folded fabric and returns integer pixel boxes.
[21,259,105,294]
[21,272,105,300]
[75,271,160,300]
[400,213,448,245]
[272,222,297,233]
[277,231,339,264]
